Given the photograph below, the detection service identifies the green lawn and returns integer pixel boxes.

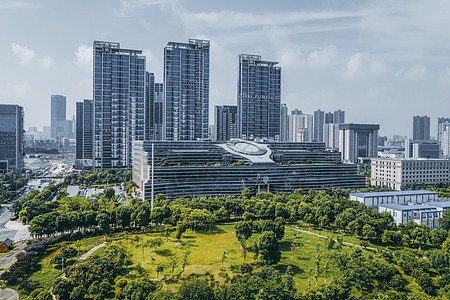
[19,224,377,294]
[108,224,372,291]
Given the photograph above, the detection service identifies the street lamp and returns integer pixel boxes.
[62,256,65,274]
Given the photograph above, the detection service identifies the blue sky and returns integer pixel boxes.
[1,0,450,137]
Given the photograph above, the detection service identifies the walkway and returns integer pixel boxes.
[0,288,19,300]
[72,242,106,266]
[291,227,378,251]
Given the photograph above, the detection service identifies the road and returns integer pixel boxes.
[0,209,30,242]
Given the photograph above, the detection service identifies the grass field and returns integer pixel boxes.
[17,223,377,294]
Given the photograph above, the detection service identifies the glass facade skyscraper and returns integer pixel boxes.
[237,54,281,141]
[163,39,210,141]
[93,41,146,169]
[215,105,237,141]
[76,99,93,168]
[50,94,69,138]
[0,104,24,172]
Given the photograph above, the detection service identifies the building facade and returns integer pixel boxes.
[75,99,93,169]
[280,103,289,142]
[93,41,146,169]
[0,104,24,172]
[237,54,281,141]
[350,190,439,209]
[371,158,450,190]
[133,140,365,199]
[215,105,237,141]
[313,110,325,142]
[339,123,379,163]
[163,39,210,141]
[323,123,340,149]
[50,95,72,138]
[288,113,313,142]
[405,139,440,159]
[413,115,431,141]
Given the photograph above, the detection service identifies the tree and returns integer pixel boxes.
[181,250,190,275]
[362,224,377,241]
[96,212,110,234]
[221,251,227,268]
[259,231,281,265]
[241,188,251,200]
[235,221,252,249]
[411,226,429,250]
[178,279,214,300]
[440,210,450,230]
[164,224,171,241]
[116,206,131,229]
[150,206,165,225]
[103,187,115,199]
[169,253,178,277]
[176,221,187,244]
[156,265,164,280]
[274,217,286,240]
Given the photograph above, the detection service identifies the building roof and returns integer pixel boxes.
[379,203,437,211]
[426,201,450,208]
[350,190,437,198]
[0,238,12,247]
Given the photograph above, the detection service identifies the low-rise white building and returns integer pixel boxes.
[350,190,439,209]
[371,158,450,190]
[378,203,443,230]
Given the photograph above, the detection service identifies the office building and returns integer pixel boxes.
[378,202,450,230]
[313,110,325,142]
[442,123,450,157]
[333,109,345,124]
[93,41,146,169]
[371,158,450,190]
[438,118,450,144]
[215,105,237,141]
[237,54,281,141]
[280,103,289,142]
[75,99,93,169]
[145,72,155,140]
[0,104,24,172]
[323,123,340,149]
[413,115,430,140]
[438,119,450,156]
[405,139,440,159]
[144,73,164,141]
[288,113,313,142]
[50,95,72,138]
[133,140,365,199]
[350,190,439,209]
[314,109,345,143]
[164,39,210,141]
[339,123,379,163]
[154,83,164,140]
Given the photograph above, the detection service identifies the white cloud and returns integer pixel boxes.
[75,44,92,67]
[307,46,337,68]
[396,65,427,80]
[369,61,389,75]
[40,56,54,69]
[10,43,54,69]
[343,53,364,79]
[10,43,35,65]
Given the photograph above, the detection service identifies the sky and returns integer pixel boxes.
[1,0,450,138]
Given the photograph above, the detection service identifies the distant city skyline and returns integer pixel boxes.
[1,0,450,137]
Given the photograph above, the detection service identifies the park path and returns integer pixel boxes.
[291,227,378,251]
[0,288,19,300]
[51,242,107,300]
[72,242,106,266]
